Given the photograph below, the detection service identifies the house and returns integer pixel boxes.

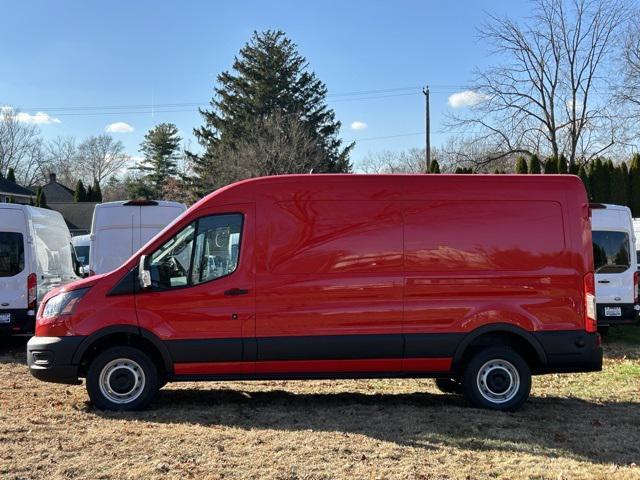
[0,176,34,204]
[42,173,99,236]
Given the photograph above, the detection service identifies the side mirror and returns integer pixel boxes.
[138,255,152,290]
[70,244,83,278]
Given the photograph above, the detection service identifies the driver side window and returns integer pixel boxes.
[149,214,243,290]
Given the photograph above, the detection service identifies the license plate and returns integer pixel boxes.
[605,307,622,317]
[0,313,11,324]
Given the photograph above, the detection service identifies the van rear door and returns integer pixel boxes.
[0,209,28,315]
[593,229,634,306]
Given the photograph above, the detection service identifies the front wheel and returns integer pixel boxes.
[461,347,531,411]
[86,346,159,411]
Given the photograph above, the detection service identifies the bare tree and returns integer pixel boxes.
[0,106,47,186]
[448,0,630,169]
[616,11,640,141]
[198,112,328,191]
[359,148,427,174]
[43,136,78,187]
[77,135,130,186]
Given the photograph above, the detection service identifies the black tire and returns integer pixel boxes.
[598,326,610,336]
[461,347,531,411]
[434,377,462,394]
[86,346,159,411]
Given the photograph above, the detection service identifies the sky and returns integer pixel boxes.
[0,0,532,171]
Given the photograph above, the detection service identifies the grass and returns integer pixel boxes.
[0,327,639,480]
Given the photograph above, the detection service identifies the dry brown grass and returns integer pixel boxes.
[1,331,639,480]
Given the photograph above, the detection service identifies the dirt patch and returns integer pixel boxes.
[1,333,639,480]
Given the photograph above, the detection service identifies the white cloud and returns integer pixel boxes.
[105,121,134,133]
[1,106,60,124]
[447,90,489,108]
[351,121,368,130]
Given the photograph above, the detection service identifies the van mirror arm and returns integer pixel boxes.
[138,255,152,290]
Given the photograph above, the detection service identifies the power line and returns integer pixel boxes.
[11,85,463,115]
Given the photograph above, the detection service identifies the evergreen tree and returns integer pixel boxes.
[544,157,558,174]
[139,123,181,198]
[429,160,440,173]
[74,180,87,202]
[92,179,102,202]
[568,158,579,175]
[622,161,631,208]
[188,30,353,194]
[86,184,94,202]
[557,155,568,174]
[35,187,47,208]
[7,195,14,203]
[528,154,542,174]
[590,158,611,203]
[629,154,640,216]
[578,164,590,199]
[6,168,16,183]
[515,156,528,174]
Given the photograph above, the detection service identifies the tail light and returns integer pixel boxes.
[584,272,597,332]
[634,271,638,304]
[27,273,37,310]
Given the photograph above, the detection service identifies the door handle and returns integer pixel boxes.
[224,288,249,296]
[597,280,610,284]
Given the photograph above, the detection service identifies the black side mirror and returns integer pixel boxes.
[138,255,151,290]
[71,244,83,278]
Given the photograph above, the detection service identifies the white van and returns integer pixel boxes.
[633,219,640,268]
[71,234,90,277]
[0,204,78,335]
[89,200,187,275]
[591,204,639,328]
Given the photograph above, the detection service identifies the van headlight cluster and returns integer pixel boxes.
[42,288,89,319]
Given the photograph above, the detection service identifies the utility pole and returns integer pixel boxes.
[422,86,431,173]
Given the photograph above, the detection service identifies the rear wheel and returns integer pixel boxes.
[461,347,531,411]
[86,346,159,411]
[434,377,462,394]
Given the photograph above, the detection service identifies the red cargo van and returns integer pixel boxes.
[27,174,601,411]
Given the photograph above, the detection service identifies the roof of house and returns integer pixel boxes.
[0,177,34,197]
[47,202,98,232]
[42,173,75,203]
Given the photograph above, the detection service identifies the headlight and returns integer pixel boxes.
[42,288,89,319]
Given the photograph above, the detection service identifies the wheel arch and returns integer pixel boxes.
[72,325,173,377]
[452,323,547,372]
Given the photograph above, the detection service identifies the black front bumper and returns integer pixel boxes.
[534,331,602,373]
[596,303,639,327]
[0,309,36,336]
[27,336,84,385]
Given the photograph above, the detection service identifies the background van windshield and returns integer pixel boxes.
[592,231,630,274]
[0,232,25,277]
[75,246,90,266]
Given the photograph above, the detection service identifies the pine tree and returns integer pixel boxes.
[74,180,87,202]
[429,160,440,173]
[189,30,353,194]
[622,161,631,208]
[86,184,94,202]
[528,154,542,174]
[629,154,640,216]
[590,158,611,203]
[544,157,558,174]
[92,179,102,202]
[139,123,181,198]
[35,187,47,208]
[6,168,16,183]
[557,155,568,174]
[515,156,528,174]
[578,164,590,199]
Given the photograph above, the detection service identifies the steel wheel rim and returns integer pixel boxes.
[476,359,520,404]
[98,358,145,405]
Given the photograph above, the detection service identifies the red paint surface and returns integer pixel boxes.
[36,175,594,376]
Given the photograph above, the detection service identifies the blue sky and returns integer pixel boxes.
[0,0,531,170]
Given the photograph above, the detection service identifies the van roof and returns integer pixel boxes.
[95,200,186,209]
[191,173,587,210]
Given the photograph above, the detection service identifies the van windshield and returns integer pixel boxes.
[0,232,25,277]
[592,231,630,274]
